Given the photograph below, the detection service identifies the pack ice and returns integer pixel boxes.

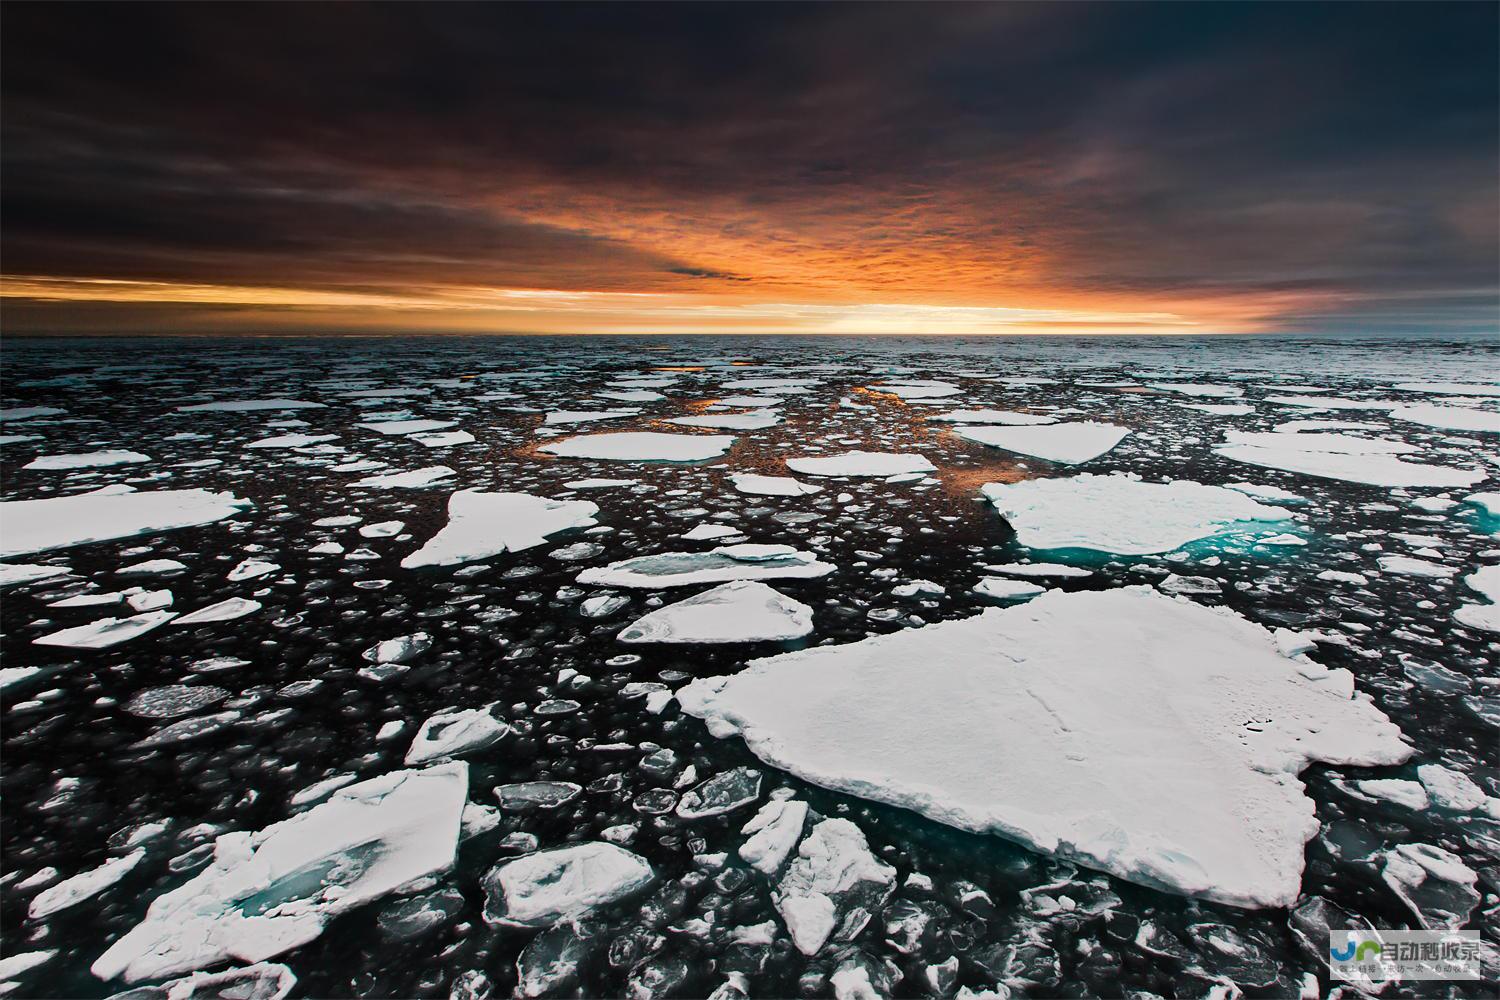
[980,475,1289,555]
[1213,432,1487,488]
[678,587,1409,909]
[577,544,835,588]
[1,488,253,558]
[401,490,599,569]
[92,763,470,983]
[617,581,813,643]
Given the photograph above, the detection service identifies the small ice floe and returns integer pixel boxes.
[543,409,639,426]
[411,430,474,448]
[952,421,1129,465]
[785,451,935,477]
[480,843,654,928]
[352,466,456,489]
[972,577,1045,601]
[982,561,1092,578]
[246,433,339,449]
[28,849,146,919]
[682,523,743,541]
[1380,843,1480,930]
[175,399,325,412]
[1265,395,1400,411]
[1214,432,1486,488]
[1148,382,1244,398]
[401,490,599,569]
[496,781,582,811]
[617,581,813,643]
[578,544,835,588]
[356,419,458,435]
[33,611,177,649]
[927,409,1056,425]
[980,474,1289,555]
[1416,764,1490,812]
[0,563,70,587]
[111,963,296,1000]
[1178,403,1254,415]
[538,432,734,462]
[872,380,961,399]
[730,473,821,497]
[1392,381,1500,397]
[1,487,252,557]
[597,389,664,402]
[670,410,781,430]
[227,558,279,581]
[92,763,470,983]
[0,406,65,420]
[678,587,1409,909]
[563,478,637,489]
[405,705,508,764]
[1453,563,1500,632]
[580,592,631,618]
[24,450,151,470]
[1351,779,1429,811]
[678,767,762,818]
[1376,555,1456,577]
[125,685,230,719]
[1224,482,1308,503]
[172,598,262,625]
[0,951,55,991]
[1389,404,1500,433]
[49,591,124,607]
[739,798,808,874]
[774,818,895,955]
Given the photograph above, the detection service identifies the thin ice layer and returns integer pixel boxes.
[980,474,1288,555]
[2,488,253,557]
[402,490,599,568]
[678,587,1409,909]
[92,763,469,983]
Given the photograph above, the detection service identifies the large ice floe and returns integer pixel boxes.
[979,474,1290,555]
[678,587,1409,909]
[785,451,935,477]
[730,472,822,497]
[950,421,1129,465]
[401,490,599,569]
[23,450,151,470]
[538,432,734,462]
[1453,563,1500,633]
[480,843,654,928]
[1213,431,1486,488]
[1,487,252,558]
[927,409,1056,425]
[617,581,813,643]
[92,763,470,983]
[577,543,835,588]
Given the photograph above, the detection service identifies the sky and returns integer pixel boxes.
[2,2,1496,337]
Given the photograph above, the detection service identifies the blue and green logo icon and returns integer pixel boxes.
[1330,936,1382,963]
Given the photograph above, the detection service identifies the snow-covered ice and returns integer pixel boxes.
[679,587,1409,908]
[480,843,654,928]
[33,611,178,649]
[786,451,935,477]
[539,432,734,462]
[1,487,252,557]
[730,473,822,497]
[951,421,1129,465]
[578,544,835,588]
[617,581,813,643]
[24,450,151,470]
[402,490,599,569]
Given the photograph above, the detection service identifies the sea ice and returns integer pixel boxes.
[1453,563,1500,632]
[401,490,599,569]
[175,399,325,412]
[670,410,781,430]
[92,763,470,983]
[539,432,734,462]
[1214,441,1485,488]
[952,422,1129,465]
[678,767,763,819]
[774,819,896,955]
[1,487,252,557]
[786,452,935,477]
[1392,381,1500,397]
[679,587,1409,909]
[1389,404,1500,433]
[24,450,151,470]
[928,409,1056,425]
[1222,430,1417,455]
[406,705,509,764]
[739,799,808,874]
[578,544,835,588]
[246,433,339,449]
[1380,844,1480,930]
[480,843,654,928]
[0,563,70,587]
[29,849,146,919]
[357,419,458,435]
[617,581,814,643]
[980,475,1289,555]
[352,466,456,489]
[33,611,178,649]
[972,577,1045,601]
[172,598,262,625]
[731,473,822,497]
[543,409,639,425]
[0,406,65,420]
[982,562,1093,578]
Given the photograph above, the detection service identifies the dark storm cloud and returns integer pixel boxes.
[2,1,1495,332]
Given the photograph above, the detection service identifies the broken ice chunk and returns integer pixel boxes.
[786,451,935,478]
[952,422,1129,465]
[33,611,177,650]
[617,581,813,643]
[2,488,252,558]
[24,450,151,470]
[774,819,895,955]
[480,843,654,928]
[405,705,509,765]
[730,473,821,497]
[578,545,834,588]
[401,490,599,569]
[738,798,808,874]
[91,763,469,983]
[29,849,145,919]
[1380,843,1480,930]
[538,432,734,462]
[677,767,762,819]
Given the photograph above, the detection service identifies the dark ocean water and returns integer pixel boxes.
[1,334,1496,999]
